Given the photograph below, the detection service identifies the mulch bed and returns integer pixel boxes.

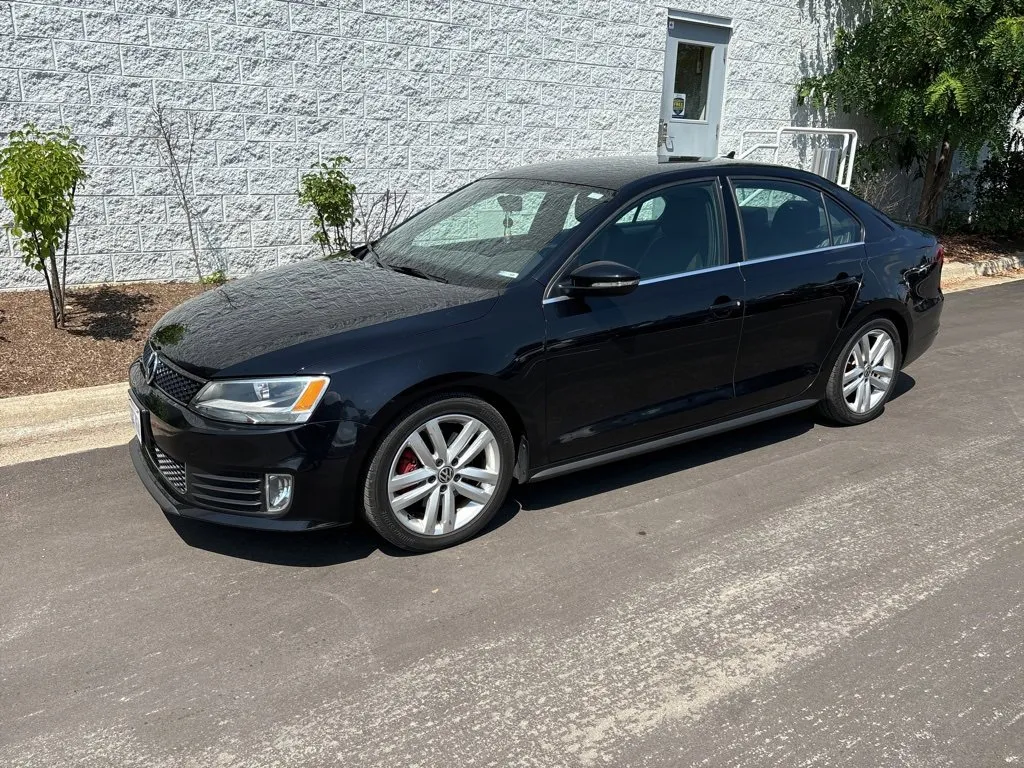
[0,283,207,398]
[939,232,1024,263]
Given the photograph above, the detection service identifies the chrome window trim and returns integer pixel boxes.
[639,260,738,285]
[740,241,865,265]
[542,176,730,303]
[540,242,864,305]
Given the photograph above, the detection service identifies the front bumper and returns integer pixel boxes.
[130,438,339,531]
[128,360,373,531]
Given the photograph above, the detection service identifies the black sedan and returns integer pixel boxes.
[129,156,943,551]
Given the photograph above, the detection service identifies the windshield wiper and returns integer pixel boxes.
[363,241,386,266]
[386,264,448,283]
[363,242,448,283]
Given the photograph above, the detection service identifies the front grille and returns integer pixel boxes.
[153,446,187,494]
[152,359,204,403]
[189,470,265,514]
[142,343,205,404]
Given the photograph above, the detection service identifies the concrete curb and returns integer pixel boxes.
[943,253,1024,280]
[0,382,132,467]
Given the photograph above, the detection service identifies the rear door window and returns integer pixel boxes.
[732,179,832,259]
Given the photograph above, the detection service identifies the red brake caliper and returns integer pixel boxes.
[397,447,419,475]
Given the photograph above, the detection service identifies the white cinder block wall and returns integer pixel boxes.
[0,0,844,289]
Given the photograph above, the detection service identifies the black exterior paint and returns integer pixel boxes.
[149,258,497,377]
[130,157,943,531]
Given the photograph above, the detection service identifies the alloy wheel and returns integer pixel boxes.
[842,328,897,414]
[387,414,501,536]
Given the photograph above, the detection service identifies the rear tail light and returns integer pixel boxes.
[936,244,945,265]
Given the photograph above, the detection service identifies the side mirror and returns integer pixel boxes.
[563,261,640,297]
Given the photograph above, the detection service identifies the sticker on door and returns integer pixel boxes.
[672,94,687,119]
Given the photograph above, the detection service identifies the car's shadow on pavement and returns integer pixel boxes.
[167,515,404,567]
[168,374,914,564]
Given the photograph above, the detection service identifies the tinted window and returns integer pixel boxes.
[733,180,831,259]
[615,196,666,224]
[825,197,862,245]
[577,181,725,280]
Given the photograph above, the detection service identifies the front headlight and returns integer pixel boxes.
[191,376,330,425]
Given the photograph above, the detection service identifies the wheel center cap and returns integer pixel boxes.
[438,466,455,483]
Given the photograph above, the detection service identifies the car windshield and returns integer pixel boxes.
[371,178,614,289]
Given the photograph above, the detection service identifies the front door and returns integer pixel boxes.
[542,179,744,465]
[728,176,866,410]
[660,14,731,159]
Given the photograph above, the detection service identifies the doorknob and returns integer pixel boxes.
[709,297,742,317]
[830,272,860,292]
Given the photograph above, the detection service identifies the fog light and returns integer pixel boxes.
[265,473,293,514]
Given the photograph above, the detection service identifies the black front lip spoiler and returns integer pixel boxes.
[129,439,342,532]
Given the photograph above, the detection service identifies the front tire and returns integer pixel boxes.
[818,318,902,425]
[362,395,515,552]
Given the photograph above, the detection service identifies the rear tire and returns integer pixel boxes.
[817,318,902,426]
[362,394,515,552]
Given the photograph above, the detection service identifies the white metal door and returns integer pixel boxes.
[660,14,731,159]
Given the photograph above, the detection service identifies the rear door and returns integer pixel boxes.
[728,176,866,410]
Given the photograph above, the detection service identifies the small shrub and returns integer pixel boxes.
[850,136,921,222]
[972,131,1024,236]
[152,104,213,282]
[298,156,357,259]
[0,123,87,328]
[199,269,227,286]
[346,189,410,247]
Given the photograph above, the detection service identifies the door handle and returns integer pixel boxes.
[830,272,860,293]
[709,297,742,317]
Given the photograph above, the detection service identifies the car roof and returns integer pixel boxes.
[483,155,784,191]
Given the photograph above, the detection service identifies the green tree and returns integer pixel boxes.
[799,0,1024,225]
[0,124,88,328]
[298,155,357,258]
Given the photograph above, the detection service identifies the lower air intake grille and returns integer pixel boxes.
[153,446,187,494]
[189,470,265,514]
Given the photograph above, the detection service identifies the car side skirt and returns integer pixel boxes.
[527,399,819,482]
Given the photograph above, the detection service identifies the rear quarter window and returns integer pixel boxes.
[825,197,863,245]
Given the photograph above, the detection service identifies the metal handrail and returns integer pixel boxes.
[738,127,859,189]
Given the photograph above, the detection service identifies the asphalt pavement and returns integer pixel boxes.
[2,282,1022,767]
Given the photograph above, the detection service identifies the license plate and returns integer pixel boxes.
[129,397,143,444]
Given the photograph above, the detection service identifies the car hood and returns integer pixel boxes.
[149,258,498,376]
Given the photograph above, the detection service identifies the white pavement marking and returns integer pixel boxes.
[0,382,132,467]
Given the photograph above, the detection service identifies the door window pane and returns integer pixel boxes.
[576,181,724,279]
[733,180,832,259]
[825,197,862,245]
[671,43,713,121]
[615,196,666,224]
